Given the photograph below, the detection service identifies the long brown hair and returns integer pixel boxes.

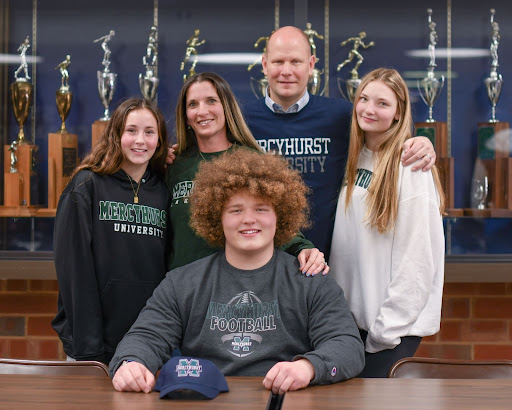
[72,97,168,178]
[174,72,262,154]
[344,68,445,233]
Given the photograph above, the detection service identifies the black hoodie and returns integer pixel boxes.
[52,168,169,363]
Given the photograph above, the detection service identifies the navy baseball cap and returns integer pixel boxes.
[154,356,229,400]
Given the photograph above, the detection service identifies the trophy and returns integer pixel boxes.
[417,9,445,124]
[139,25,159,102]
[11,36,32,144]
[4,36,39,208]
[48,55,78,209]
[55,55,72,133]
[248,35,269,99]
[336,31,374,103]
[471,176,489,210]
[304,23,325,95]
[414,10,453,207]
[92,30,117,147]
[94,30,117,121]
[472,9,511,214]
[180,28,205,82]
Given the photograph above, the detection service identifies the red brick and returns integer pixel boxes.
[36,339,60,360]
[415,343,472,360]
[0,294,58,314]
[506,284,512,295]
[443,283,477,295]
[27,316,56,337]
[29,280,59,292]
[0,280,6,291]
[9,339,28,358]
[476,283,507,295]
[464,320,508,342]
[474,344,512,360]
[438,320,463,342]
[0,317,25,336]
[422,333,439,343]
[473,297,512,319]
[0,338,8,357]
[441,297,470,319]
[5,280,28,291]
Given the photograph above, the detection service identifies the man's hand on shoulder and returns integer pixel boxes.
[402,136,436,171]
[112,361,155,393]
[263,359,315,395]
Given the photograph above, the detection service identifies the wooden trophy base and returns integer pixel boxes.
[437,157,454,209]
[3,143,38,206]
[3,173,23,206]
[416,121,448,157]
[48,132,78,209]
[92,120,108,148]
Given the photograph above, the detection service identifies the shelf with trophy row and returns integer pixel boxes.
[1,1,511,265]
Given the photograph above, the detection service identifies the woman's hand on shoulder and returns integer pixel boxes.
[165,144,178,167]
[298,248,329,276]
[401,137,435,171]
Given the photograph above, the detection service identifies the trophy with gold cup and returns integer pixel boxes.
[472,9,511,214]
[4,36,39,208]
[47,55,78,209]
[337,31,374,103]
[92,30,117,147]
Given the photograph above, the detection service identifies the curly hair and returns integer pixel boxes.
[190,148,310,248]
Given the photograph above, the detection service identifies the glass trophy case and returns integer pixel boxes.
[1,0,511,280]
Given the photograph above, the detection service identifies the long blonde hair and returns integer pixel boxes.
[344,68,445,233]
[174,72,262,154]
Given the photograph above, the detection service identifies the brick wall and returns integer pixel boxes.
[0,279,64,360]
[417,283,512,360]
[1,280,512,361]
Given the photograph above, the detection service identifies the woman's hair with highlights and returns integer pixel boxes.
[190,148,310,247]
[72,97,169,178]
[344,68,444,233]
[174,72,262,154]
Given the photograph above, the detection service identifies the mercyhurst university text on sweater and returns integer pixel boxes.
[52,169,169,363]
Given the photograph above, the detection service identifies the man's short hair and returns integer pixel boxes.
[190,148,310,247]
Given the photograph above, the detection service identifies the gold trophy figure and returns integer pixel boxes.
[180,29,205,81]
[11,36,33,144]
[139,25,159,102]
[337,32,375,102]
[304,22,324,58]
[304,23,325,96]
[55,55,72,133]
[248,36,270,99]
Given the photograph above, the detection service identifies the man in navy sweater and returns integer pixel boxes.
[244,26,436,259]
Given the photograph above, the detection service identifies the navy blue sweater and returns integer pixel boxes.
[244,95,352,259]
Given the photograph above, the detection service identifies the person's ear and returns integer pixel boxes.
[262,54,268,76]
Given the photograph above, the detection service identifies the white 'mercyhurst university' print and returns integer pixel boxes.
[99,200,167,238]
[257,137,331,174]
[206,291,280,358]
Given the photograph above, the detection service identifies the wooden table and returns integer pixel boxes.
[1,374,512,409]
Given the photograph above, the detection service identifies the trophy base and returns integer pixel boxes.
[92,120,108,148]
[415,121,447,157]
[48,132,78,209]
[437,157,455,209]
[477,121,509,160]
[3,173,23,206]
[3,143,38,206]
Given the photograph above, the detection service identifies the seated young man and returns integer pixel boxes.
[110,149,364,395]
